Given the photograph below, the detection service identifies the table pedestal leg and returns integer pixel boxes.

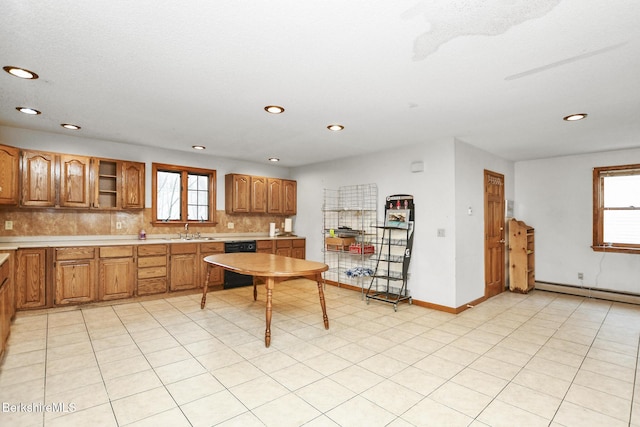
[200,265,211,309]
[315,273,329,329]
[264,277,275,347]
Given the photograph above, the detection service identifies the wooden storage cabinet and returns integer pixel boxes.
[225,174,251,213]
[256,240,273,254]
[121,161,145,209]
[98,246,134,300]
[137,244,168,295]
[226,173,296,215]
[0,144,20,205]
[59,154,92,208]
[199,242,224,288]
[170,243,199,291]
[16,248,48,309]
[274,238,305,259]
[508,219,535,293]
[21,150,57,207]
[1,255,15,358]
[54,247,96,305]
[93,158,145,210]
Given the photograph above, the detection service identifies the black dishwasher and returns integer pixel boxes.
[223,240,256,288]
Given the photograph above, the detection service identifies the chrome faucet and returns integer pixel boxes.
[184,223,189,232]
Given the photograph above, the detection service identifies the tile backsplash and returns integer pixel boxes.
[0,208,288,237]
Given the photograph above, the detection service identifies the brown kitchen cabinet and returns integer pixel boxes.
[283,179,297,215]
[59,154,92,208]
[98,246,134,300]
[92,159,145,210]
[256,240,273,254]
[170,243,199,291]
[21,150,57,207]
[54,247,96,305]
[226,173,296,215]
[251,176,267,213]
[137,244,168,295]
[121,161,145,209]
[0,144,20,205]
[199,242,224,289]
[225,174,251,213]
[274,238,305,259]
[267,178,283,214]
[1,254,16,358]
[16,248,48,309]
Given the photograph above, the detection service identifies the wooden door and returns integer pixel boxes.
[16,248,47,309]
[226,174,250,213]
[170,254,199,290]
[0,144,20,205]
[21,150,56,207]
[250,176,267,213]
[283,180,297,215]
[55,259,96,305]
[267,178,283,214]
[59,154,91,208]
[99,258,134,300]
[122,161,145,209]
[484,170,505,298]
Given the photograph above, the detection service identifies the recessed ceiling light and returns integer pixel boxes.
[192,145,206,150]
[16,107,41,115]
[61,123,81,130]
[264,105,285,114]
[3,66,39,79]
[268,157,280,162]
[327,124,344,131]
[563,113,588,121]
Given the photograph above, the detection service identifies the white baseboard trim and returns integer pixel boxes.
[535,282,640,305]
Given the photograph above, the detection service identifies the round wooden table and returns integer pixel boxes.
[201,253,329,347]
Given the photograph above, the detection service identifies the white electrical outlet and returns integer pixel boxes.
[4,220,13,230]
[228,222,234,229]
[116,221,122,230]
[437,228,445,237]
[578,272,584,280]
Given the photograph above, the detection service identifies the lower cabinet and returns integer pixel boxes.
[137,244,168,296]
[199,242,224,288]
[170,243,199,291]
[1,255,15,358]
[16,248,48,309]
[256,240,273,254]
[274,238,306,259]
[98,246,134,301]
[54,247,96,305]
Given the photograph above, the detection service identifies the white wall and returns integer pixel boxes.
[0,126,291,209]
[292,138,515,309]
[515,148,640,295]
[454,139,514,306]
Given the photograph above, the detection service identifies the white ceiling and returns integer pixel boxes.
[1,0,639,167]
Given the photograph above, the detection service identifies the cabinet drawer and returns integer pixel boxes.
[100,245,134,258]
[137,256,166,268]
[257,240,273,250]
[275,239,292,248]
[138,244,167,256]
[170,243,198,255]
[200,242,224,252]
[56,247,95,260]
[138,266,167,279]
[137,278,167,295]
[292,239,305,248]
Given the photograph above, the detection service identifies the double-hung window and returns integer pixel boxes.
[152,163,216,225]
[593,164,640,252]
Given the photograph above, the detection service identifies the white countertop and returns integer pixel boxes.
[0,234,303,250]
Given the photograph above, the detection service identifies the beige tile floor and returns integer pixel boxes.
[1,279,639,427]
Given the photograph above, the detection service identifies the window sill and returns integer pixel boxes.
[592,245,640,254]
[152,221,218,227]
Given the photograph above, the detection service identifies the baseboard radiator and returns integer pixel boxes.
[535,281,640,305]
